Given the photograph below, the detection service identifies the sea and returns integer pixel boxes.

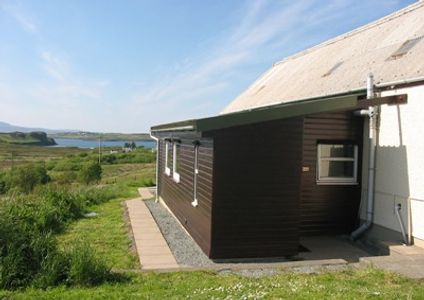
[53,138,156,149]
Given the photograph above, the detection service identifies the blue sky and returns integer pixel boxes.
[0,0,416,133]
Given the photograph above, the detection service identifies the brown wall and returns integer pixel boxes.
[157,133,214,255]
[207,117,304,259]
[300,111,363,235]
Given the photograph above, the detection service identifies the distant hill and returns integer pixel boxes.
[0,121,152,141]
[0,132,57,146]
[0,121,76,134]
[50,132,152,141]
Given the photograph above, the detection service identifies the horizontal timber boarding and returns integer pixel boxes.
[157,136,214,255]
[207,117,303,259]
[300,111,363,235]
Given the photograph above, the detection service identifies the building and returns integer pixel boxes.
[151,1,424,259]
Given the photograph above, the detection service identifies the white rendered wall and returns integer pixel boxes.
[359,85,424,241]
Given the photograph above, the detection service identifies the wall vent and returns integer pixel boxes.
[322,61,344,77]
[387,36,423,60]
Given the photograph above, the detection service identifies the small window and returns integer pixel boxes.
[192,144,199,207]
[317,143,358,185]
[173,142,181,183]
[165,141,172,176]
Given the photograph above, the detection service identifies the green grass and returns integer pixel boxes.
[1,267,423,299]
[57,192,139,270]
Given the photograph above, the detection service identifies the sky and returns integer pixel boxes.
[0,0,417,133]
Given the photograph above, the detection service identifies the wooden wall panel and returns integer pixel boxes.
[207,117,303,259]
[301,111,363,235]
[157,135,214,255]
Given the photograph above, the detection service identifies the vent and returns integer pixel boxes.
[387,36,423,60]
[322,61,344,77]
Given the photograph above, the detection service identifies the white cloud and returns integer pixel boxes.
[128,0,338,128]
[0,1,38,33]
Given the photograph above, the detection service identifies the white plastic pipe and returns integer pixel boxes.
[351,74,377,240]
[149,133,159,202]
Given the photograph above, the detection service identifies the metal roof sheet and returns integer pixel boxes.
[222,1,424,114]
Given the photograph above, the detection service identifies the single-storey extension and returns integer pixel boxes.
[151,1,424,259]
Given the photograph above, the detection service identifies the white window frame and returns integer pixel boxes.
[172,142,181,183]
[191,144,199,207]
[164,141,171,176]
[317,143,358,185]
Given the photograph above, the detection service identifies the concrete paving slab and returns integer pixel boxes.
[138,188,154,200]
[126,198,179,270]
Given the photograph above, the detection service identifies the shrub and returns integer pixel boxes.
[0,187,117,289]
[78,163,102,185]
[7,164,50,193]
[67,241,111,286]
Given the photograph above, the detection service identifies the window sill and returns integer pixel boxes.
[173,172,180,183]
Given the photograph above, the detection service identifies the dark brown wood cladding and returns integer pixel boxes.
[207,117,304,259]
[300,111,363,235]
[157,136,214,255]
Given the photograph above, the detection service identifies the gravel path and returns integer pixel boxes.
[144,200,214,267]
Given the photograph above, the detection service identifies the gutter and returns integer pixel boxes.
[351,74,378,240]
[149,133,159,203]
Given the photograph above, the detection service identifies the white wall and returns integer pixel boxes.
[360,84,424,241]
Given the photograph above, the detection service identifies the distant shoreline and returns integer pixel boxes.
[49,133,153,142]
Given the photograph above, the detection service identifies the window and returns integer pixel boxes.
[317,143,358,185]
[192,144,199,207]
[164,140,172,176]
[172,142,181,183]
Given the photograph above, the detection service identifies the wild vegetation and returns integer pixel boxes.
[0,144,155,291]
[0,131,56,146]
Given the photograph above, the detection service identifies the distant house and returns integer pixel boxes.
[151,2,424,259]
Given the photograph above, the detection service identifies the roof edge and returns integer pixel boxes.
[151,92,364,134]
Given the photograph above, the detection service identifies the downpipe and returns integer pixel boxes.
[351,74,378,240]
[149,133,159,202]
[395,203,408,245]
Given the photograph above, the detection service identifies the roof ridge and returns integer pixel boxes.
[273,1,424,67]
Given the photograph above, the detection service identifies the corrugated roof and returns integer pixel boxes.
[222,1,424,114]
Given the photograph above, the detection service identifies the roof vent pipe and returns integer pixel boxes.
[351,73,377,240]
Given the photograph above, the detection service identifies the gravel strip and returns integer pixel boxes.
[144,200,214,267]
[144,199,354,277]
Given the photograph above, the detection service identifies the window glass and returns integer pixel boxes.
[319,161,355,178]
[172,142,181,183]
[167,142,173,171]
[174,143,181,174]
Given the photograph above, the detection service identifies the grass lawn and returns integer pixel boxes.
[57,194,139,270]
[1,267,423,299]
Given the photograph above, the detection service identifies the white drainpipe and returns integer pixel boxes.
[351,74,378,240]
[149,133,159,202]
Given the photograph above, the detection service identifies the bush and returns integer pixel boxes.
[7,164,50,193]
[67,241,111,286]
[0,187,118,289]
[78,163,102,185]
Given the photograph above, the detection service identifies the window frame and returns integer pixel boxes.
[172,142,181,183]
[164,140,171,176]
[316,143,359,185]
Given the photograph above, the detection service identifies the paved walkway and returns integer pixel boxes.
[360,244,424,279]
[126,188,179,270]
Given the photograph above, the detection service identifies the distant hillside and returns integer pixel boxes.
[50,132,152,141]
[0,132,57,146]
[0,121,77,134]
